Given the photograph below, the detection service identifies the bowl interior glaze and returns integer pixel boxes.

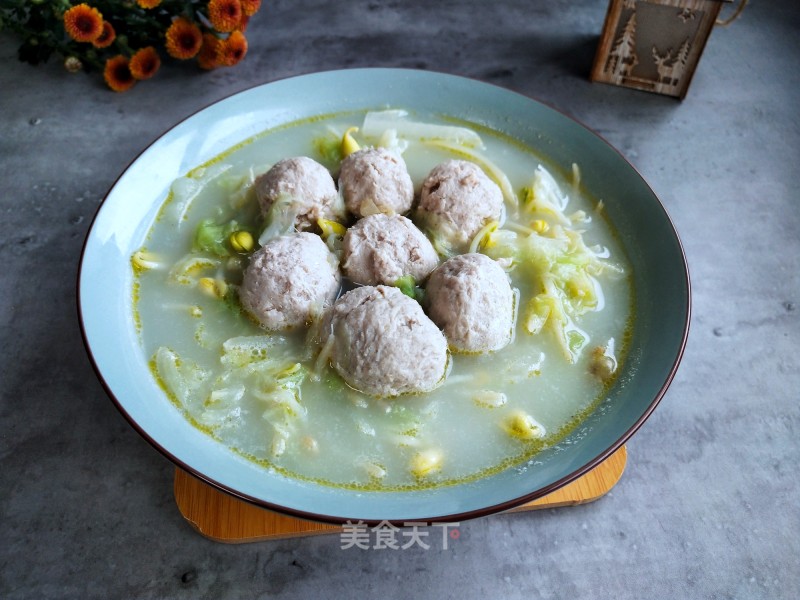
[79,69,690,523]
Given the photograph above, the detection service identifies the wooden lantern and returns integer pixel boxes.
[591,0,733,99]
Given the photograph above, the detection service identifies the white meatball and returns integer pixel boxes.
[425,253,515,353]
[239,233,341,331]
[254,157,345,231]
[416,160,504,253]
[321,286,449,397]
[338,147,414,217]
[341,214,439,286]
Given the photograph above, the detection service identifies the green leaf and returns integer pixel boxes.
[193,218,239,257]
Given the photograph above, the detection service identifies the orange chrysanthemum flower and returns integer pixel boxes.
[63,4,104,43]
[136,0,162,8]
[104,55,136,92]
[92,21,116,49]
[165,17,203,59]
[240,0,261,17]
[207,0,243,33]
[197,33,223,70]
[129,47,161,80]
[219,30,248,66]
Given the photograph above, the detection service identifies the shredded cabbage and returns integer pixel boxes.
[194,218,240,256]
[190,336,310,444]
[153,346,210,408]
[361,460,387,480]
[355,419,376,437]
[425,224,458,259]
[483,165,623,363]
[257,193,299,246]
[473,390,508,409]
[198,385,246,428]
[311,332,336,380]
[256,382,307,420]
[220,335,289,370]
[521,165,570,225]
[219,166,259,210]
[361,110,483,149]
[220,338,305,404]
[257,363,309,456]
[376,128,408,154]
[312,126,346,166]
[393,275,420,300]
[167,163,232,225]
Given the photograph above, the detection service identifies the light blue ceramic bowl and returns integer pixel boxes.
[79,69,690,524]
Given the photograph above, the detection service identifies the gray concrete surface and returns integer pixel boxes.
[1,1,798,598]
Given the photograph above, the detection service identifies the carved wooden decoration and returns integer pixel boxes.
[591,0,728,98]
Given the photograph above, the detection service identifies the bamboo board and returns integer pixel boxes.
[174,445,627,543]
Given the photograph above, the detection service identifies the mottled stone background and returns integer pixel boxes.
[1,1,798,598]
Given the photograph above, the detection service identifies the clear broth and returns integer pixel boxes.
[134,110,633,490]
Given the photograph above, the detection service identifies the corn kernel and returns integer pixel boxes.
[229,230,254,253]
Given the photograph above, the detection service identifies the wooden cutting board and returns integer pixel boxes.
[174,445,627,543]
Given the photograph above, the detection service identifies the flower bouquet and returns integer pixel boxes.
[0,0,261,91]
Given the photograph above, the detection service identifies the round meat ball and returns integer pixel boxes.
[239,232,341,331]
[338,147,414,217]
[254,157,345,231]
[321,285,449,398]
[425,253,515,353]
[341,214,439,286]
[416,160,504,253]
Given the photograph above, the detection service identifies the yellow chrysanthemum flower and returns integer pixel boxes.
[136,0,162,8]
